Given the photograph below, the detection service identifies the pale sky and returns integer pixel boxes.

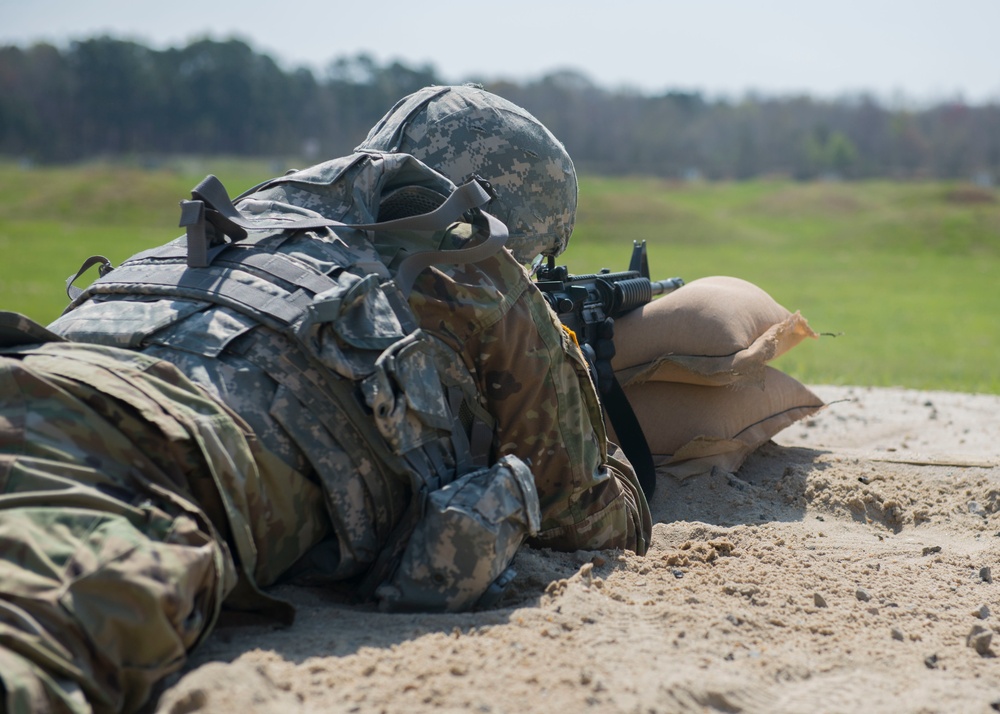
[3,0,998,104]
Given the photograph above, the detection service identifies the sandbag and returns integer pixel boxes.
[607,366,825,479]
[611,276,818,388]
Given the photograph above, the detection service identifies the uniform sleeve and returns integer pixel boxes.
[409,247,651,555]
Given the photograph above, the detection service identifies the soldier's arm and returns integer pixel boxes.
[477,275,651,555]
[409,248,651,555]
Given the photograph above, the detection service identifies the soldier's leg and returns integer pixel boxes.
[0,341,313,711]
[0,491,230,714]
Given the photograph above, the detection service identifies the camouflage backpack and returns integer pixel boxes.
[49,151,541,612]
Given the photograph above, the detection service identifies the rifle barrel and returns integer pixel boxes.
[650,277,685,297]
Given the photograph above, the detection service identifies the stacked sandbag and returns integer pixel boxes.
[608,276,824,479]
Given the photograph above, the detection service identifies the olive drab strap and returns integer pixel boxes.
[178,174,508,297]
[394,207,508,298]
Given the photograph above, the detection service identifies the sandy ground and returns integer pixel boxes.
[152,385,1000,714]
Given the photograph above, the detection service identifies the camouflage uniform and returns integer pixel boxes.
[0,313,305,713]
[407,252,649,552]
[359,84,578,264]
[0,88,649,713]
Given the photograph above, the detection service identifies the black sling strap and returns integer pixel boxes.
[590,318,657,501]
[600,372,657,500]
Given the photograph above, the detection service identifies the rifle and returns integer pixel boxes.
[533,240,684,500]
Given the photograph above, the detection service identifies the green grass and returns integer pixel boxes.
[0,158,279,324]
[1,161,997,394]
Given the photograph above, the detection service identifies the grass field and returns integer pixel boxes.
[1,159,997,394]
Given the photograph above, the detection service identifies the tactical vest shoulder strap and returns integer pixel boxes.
[180,175,507,297]
[65,174,509,303]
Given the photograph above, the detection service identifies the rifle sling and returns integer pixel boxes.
[601,371,657,501]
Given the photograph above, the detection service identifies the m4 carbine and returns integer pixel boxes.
[533,240,684,500]
[534,240,684,350]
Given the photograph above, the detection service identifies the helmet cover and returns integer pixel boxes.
[357,84,577,262]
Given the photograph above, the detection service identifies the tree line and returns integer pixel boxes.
[2,36,998,182]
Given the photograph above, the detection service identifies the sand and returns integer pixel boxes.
[152,385,1000,714]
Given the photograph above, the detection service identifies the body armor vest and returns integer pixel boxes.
[49,152,535,608]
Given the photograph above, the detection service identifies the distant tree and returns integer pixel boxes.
[0,43,73,159]
[159,38,304,154]
[0,34,997,181]
[68,37,163,155]
[801,127,859,178]
[323,53,443,153]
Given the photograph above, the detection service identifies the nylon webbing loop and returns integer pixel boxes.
[65,255,114,301]
[213,249,341,296]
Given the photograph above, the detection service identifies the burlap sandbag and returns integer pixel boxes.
[611,276,818,388]
[607,366,825,480]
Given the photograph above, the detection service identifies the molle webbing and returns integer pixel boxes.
[72,247,430,517]
[74,256,329,333]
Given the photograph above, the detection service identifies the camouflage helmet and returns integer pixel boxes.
[357,84,577,263]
